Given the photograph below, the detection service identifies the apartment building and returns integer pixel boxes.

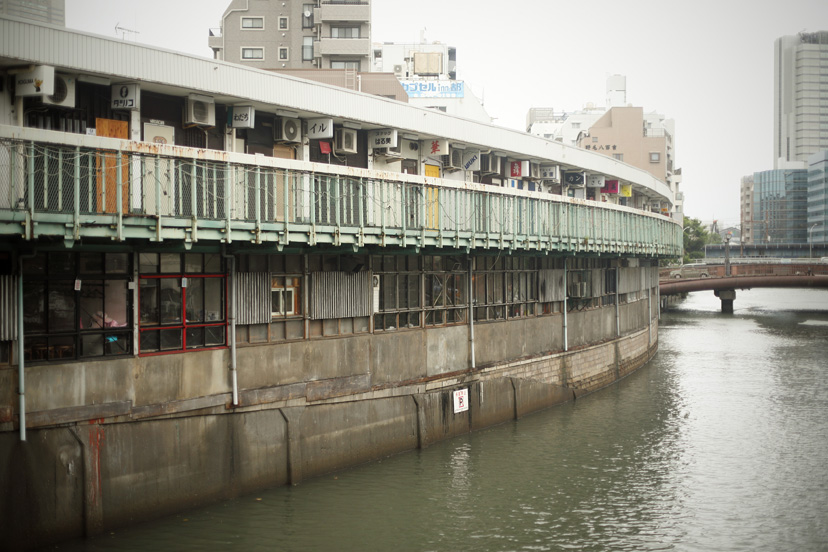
[209,0,371,71]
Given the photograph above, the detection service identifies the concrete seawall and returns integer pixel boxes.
[1,302,658,551]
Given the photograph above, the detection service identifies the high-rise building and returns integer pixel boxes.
[740,175,755,244]
[209,0,371,71]
[774,31,828,168]
[808,151,828,244]
[0,0,64,25]
[752,168,809,243]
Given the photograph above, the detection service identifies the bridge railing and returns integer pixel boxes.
[0,131,683,256]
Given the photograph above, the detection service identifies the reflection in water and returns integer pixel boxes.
[48,289,828,552]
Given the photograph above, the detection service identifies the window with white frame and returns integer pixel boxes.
[302,4,314,27]
[241,17,264,29]
[331,60,360,70]
[278,16,289,30]
[279,47,289,61]
[303,36,314,61]
[331,26,360,38]
[242,47,264,60]
[650,152,661,163]
[613,153,624,161]
[271,276,299,317]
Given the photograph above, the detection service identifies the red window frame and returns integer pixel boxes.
[138,273,228,356]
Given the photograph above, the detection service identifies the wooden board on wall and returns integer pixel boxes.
[95,118,129,214]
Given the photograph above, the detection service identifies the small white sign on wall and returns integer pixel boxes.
[453,388,469,413]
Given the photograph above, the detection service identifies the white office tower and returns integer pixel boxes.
[774,31,828,168]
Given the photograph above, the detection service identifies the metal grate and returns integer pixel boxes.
[309,271,372,320]
[235,272,271,325]
[0,275,18,340]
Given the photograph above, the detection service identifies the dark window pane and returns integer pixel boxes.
[184,253,203,273]
[160,279,182,324]
[49,335,75,360]
[50,252,74,275]
[105,253,129,274]
[104,333,131,355]
[81,334,104,357]
[204,278,224,321]
[205,326,225,346]
[160,253,180,273]
[79,252,103,274]
[140,330,159,353]
[186,327,204,349]
[23,253,46,275]
[139,253,158,274]
[186,278,204,323]
[80,280,104,329]
[204,254,221,273]
[23,281,46,333]
[104,280,129,327]
[382,274,396,310]
[49,282,76,332]
[25,336,48,361]
[160,328,182,350]
[140,279,159,325]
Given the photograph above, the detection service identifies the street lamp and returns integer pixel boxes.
[809,223,822,259]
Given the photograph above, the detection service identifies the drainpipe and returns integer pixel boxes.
[563,257,568,352]
[615,266,620,337]
[17,250,37,441]
[468,256,475,370]
[221,245,238,406]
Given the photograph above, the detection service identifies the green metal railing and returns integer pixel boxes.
[0,138,683,256]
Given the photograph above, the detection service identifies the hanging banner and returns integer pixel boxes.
[587,174,605,188]
[620,184,632,197]
[601,179,619,194]
[563,172,584,186]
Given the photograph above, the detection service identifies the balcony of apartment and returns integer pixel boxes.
[207,28,223,52]
[314,2,370,23]
[316,36,371,57]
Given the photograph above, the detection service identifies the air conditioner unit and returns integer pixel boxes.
[184,94,215,127]
[480,153,501,175]
[275,117,302,143]
[393,64,405,78]
[442,147,463,171]
[41,74,76,108]
[334,128,358,154]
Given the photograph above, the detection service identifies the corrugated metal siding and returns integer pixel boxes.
[0,274,17,340]
[309,271,371,320]
[0,17,671,201]
[538,269,565,302]
[235,272,270,325]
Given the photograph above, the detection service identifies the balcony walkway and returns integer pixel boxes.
[0,127,683,258]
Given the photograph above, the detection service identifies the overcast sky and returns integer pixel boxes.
[65,0,828,226]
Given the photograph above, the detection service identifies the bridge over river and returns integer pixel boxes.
[659,261,828,312]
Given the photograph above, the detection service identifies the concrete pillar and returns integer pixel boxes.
[715,289,736,313]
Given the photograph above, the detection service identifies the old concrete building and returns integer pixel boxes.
[209,0,371,71]
[0,16,680,549]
